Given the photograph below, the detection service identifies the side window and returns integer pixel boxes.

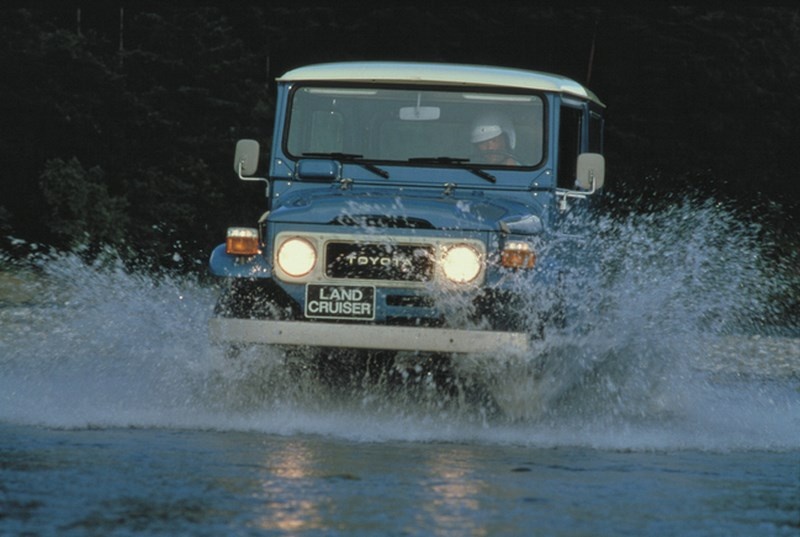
[588,112,603,153]
[557,106,582,189]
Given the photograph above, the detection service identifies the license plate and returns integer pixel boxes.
[305,284,376,321]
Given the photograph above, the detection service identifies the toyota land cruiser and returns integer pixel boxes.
[209,62,605,381]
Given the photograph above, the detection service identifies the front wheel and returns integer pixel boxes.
[472,289,564,338]
[213,278,298,320]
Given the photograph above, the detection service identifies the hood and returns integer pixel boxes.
[269,187,545,232]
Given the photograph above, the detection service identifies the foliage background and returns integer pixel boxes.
[1,4,798,306]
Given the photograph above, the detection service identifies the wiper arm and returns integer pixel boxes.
[468,168,497,184]
[407,156,496,183]
[302,152,389,179]
[359,162,390,179]
[407,156,471,164]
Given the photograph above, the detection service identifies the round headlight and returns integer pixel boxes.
[277,237,317,277]
[441,244,482,283]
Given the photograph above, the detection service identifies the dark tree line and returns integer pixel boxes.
[1,7,273,268]
[1,5,798,278]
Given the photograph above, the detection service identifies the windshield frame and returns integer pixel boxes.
[282,82,549,171]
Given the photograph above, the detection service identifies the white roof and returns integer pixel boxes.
[278,61,604,107]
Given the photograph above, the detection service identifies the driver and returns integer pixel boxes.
[471,113,518,165]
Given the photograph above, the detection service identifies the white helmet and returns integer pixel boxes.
[470,112,516,149]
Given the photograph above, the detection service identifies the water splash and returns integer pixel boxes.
[0,198,798,450]
[0,249,214,427]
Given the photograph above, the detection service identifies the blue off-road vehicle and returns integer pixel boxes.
[209,62,605,387]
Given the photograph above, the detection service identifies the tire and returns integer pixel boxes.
[213,278,298,320]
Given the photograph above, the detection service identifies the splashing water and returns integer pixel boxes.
[0,199,797,450]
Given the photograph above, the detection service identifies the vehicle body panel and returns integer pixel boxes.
[210,62,605,356]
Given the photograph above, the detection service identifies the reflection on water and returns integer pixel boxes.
[236,438,505,536]
[255,441,324,533]
[422,447,486,537]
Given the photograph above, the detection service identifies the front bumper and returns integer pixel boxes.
[209,318,530,355]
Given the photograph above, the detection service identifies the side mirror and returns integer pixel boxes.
[575,153,605,191]
[234,139,260,178]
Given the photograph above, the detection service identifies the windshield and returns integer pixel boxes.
[285,85,545,168]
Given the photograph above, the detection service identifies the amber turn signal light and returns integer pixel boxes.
[500,242,535,269]
[226,227,260,255]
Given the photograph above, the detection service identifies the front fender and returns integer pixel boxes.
[209,243,272,278]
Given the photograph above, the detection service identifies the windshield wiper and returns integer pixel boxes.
[303,151,362,159]
[407,156,496,183]
[407,156,471,164]
[467,168,497,184]
[302,152,389,179]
